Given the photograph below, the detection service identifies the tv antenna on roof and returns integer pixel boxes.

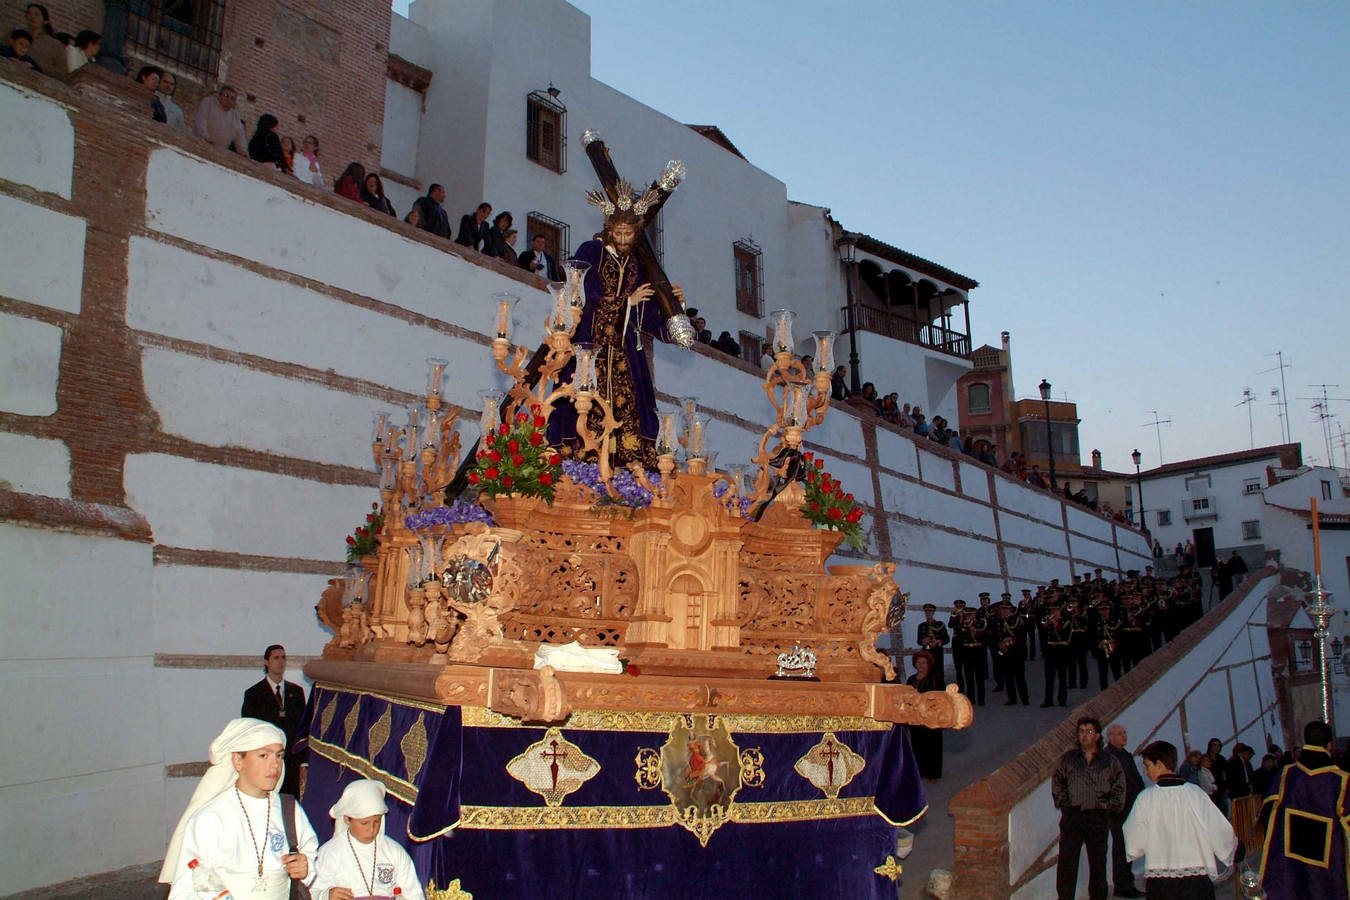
[1236,389,1255,449]
[1141,410,1172,464]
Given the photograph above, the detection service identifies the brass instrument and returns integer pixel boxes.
[1098,622,1118,657]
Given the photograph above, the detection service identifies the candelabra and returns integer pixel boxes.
[749,310,836,504]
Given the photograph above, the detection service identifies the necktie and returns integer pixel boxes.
[275,684,284,716]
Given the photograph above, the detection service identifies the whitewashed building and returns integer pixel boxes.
[382,0,977,424]
[1131,443,1303,567]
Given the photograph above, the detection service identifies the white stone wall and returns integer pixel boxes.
[381,79,424,183]
[1008,572,1282,899]
[1136,454,1282,554]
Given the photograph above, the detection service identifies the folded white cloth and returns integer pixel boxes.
[533,640,624,674]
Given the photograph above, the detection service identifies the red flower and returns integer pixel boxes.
[507,439,519,453]
[809,501,820,512]
[538,472,553,486]
[834,487,844,499]
[346,536,355,545]
[820,479,832,493]
[498,423,510,435]
[846,508,863,523]
[511,454,524,466]
[533,415,546,428]
[485,467,499,479]
[845,493,854,502]
[501,474,514,489]
[827,507,843,521]
[814,458,824,469]
[806,471,816,483]
[627,664,642,677]
[530,402,542,413]
[529,432,543,446]
[365,513,374,523]
[371,502,379,510]
[516,412,529,423]
[802,451,813,461]
[488,450,502,462]
[476,450,485,459]
[467,472,480,484]
[548,453,562,466]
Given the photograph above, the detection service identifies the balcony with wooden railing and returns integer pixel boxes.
[843,304,971,358]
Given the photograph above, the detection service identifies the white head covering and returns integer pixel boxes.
[329,778,389,841]
[159,718,287,883]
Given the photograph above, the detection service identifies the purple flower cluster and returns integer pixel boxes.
[711,480,754,517]
[405,500,495,531]
[561,460,660,508]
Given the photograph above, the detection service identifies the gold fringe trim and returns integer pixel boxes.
[309,736,418,805]
[456,796,878,830]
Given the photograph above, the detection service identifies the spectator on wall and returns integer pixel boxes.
[136,66,167,123]
[334,162,364,201]
[455,202,492,251]
[413,184,451,238]
[1,29,41,71]
[23,3,63,74]
[403,205,421,228]
[360,173,396,217]
[156,69,184,129]
[294,134,322,186]
[65,28,97,73]
[194,85,248,155]
[484,211,512,257]
[247,114,286,169]
[497,227,519,262]
[830,365,849,400]
[278,135,295,175]
[518,233,561,280]
[714,331,740,356]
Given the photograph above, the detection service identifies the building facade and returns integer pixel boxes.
[1132,443,1304,568]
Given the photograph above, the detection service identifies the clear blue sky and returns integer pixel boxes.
[397,1,1350,472]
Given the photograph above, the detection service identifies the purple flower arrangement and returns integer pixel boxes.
[405,500,496,531]
[561,460,660,509]
[711,479,755,518]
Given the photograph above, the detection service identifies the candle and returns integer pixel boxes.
[372,411,390,445]
[812,331,836,372]
[479,390,501,437]
[659,413,676,453]
[492,293,518,340]
[770,309,796,354]
[1312,496,1322,577]
[425,358,448,398]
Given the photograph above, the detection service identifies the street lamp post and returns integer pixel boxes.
[1039,379,1057,489]
[836,235,861,394]
[1132,448,1145,532]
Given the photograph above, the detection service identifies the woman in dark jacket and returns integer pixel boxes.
[360,173,396,216]
[247,114,286,170]
[484,211,513,257]
[906,650,944,780]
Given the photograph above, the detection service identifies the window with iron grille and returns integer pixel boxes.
[739,331,762,366]
[127,0,226,80]
[526,91,566,174]
[733,238,763,317]
[967,383,991,414]
[524,212,570,266]
[1156,509,1171,527]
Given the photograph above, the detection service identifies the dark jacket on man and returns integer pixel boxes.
[456,214,490,250]
[241,677,308,795]
[518,247,561,281]
[414,195,451,238]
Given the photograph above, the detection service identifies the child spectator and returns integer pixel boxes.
[360,173,396,216]
[334,162,364,201]
[404,205,422,228]
[311,779,425,900]
[2,29,41,71]
[294,135,322,186]
[247,114,286,169]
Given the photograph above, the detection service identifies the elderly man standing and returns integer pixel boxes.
[1104,724,1145,897]
[1053,716,1126,900]
[194,84,248,155]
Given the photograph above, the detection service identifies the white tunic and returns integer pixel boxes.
[1122,780,1238,880]
[168,789,318,899]
[311,832,425,900]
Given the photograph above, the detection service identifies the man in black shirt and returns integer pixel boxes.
[1052,715,1125,900]
[413,184,451,238]
[456,201,492,250]
[240,644,308,796]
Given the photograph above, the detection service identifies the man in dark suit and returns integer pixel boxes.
[241,643,307,796]
[518,233,561,280]
[455,201,492,251]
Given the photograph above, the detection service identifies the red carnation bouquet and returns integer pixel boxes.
[467,403,563,502]
[345,501,384,562]
[800,451,864,549]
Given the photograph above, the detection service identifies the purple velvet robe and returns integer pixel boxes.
[1260,749,1350,897]
[546,239,675,468]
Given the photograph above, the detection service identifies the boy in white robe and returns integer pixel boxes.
[161,717,318,900]
[1123,740,1238,900]
[312,779,425,900]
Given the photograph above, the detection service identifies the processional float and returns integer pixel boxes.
[303,133,971,898]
